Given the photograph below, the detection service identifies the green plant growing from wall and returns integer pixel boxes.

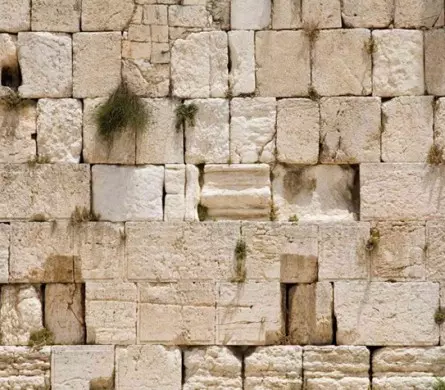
[288,214,299,223]
[175,103,198,131]
[433,378,445,390]
[27,155,51,168]
[232,238,247,283]
[434,307,445,325]
[427,144,444,165]
[28,328,54,349]
[70,206,101,224]
[366,227,380,251]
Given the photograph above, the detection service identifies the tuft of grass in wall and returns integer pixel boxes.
[30,213,48,222]
[427,144,444,165]
[303,21,319,42]
[434,378,445,390]
[435,307,445,325]
[270,202,277,221]
[366,227,380,251]
[1,89,22,109]
[27,155,51,168]
[175,103,198,131]
[364,37,377,55]
[197,204,208,221]
[288,214,299,223]
[232,238,247,283]
[28,328,54,349]
[70,206,101,224]
[308,86,320,101]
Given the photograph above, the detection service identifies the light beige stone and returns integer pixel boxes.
[426,30,445,96]
[441,284,445,345]
[209,0,230,29]
[151,42,169,63]
[168,5,210,27]
[164,194,185,222]
[0,224,9,284]
[128,24,151,42]
[272,0,302,29]
[228,30,255,95]
[18,32,72,98]
[185,164,200,222]
[231,0,271,29]
[142,4,167,25]
[373,30,424,97]
[334,281,439,345]
[151,25,168,43]
[122,60,169,97]
[256,31,310,97]
[302,0,342,28]
[81,0,134,30]
[0,34,18,84]
[435,99,445,154]
[394,0,443,27]
[320,97,381,163]
[122,39,151,60]
[280,253,318,284]
[426,221,445,280]
[341,0,393,27]
[31,0,80,32]
[230,98,276,164]
[0,0,30,32]
[165,164,185,195]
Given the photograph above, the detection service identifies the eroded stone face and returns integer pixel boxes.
[228,31,255,96]
[0,224,9,284]
[425,29,445,96]
[231,0,271,29]
[0,0,30,32]
[426,221,445,281]
[394,0,443,28]
[272,0,303,29]
[31,0,80,32]
[341,0,393,27]
[81,0,134,31]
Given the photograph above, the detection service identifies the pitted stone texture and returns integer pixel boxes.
[0,0,30,32]
[394,0,443,28]
[280,253,318,284]
[373,30,424,97]
[0,164,90,220]
[216,281,283,345]
[426,221,445,281]
[18,32,72,98]
[231,0,271,29]
[165,164,185,195]
[184,346,242,390]
[169,5,210,27]
[302,0,342,28]
[320,97,381,163]
[277,99,319,164]
[382,96,433,162]
[304,346,370,389]
[230,98,276,164]
[341,0,393,27]
[185,165,200,222]
[0,225,9,284]
[127,222,239,281]
[426,30,445,96]
[139,281,216,344]
[360,163,445,220]
[185,99,229,164]
[82,0,134,31]
[52,345,114,389]
[37,99,82,163]
[313,29,371,96]
[73,32,121,98]
[164,195,184,221]
[85,282,137,344]
[272,0,302,29]
[0,285,42,346]
[334,281,439,345]
[172,31,228,98]
[200,164,271,220]
[116,345,181,390]
[245,346,303,389]
[31,0,80,32]
[92,165,164,222]
[228,31,255,96]
[256,31,310,97]
[272,164,357,222]
[371,222,426,281]
[123,60,169,97]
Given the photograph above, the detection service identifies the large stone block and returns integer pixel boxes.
[122,60,169,97]
[334,281,439,345]
[394,0,443,28]
[341,0,393,27]
[231,0,271,29]
[0,0,30,32]
[228,31,255,96]
[280,253,318,284]
[18,32,72,98]
[302,0,342,28]
[31,0,80,32]
[165,164,185,195]
[435,99,445,154]
[81,0,134,31]
[272,0,302,29]
[256,31,310,97]
[168,5,210,27]
[426,29,445,96]
[426,221,445,281]
[0,224,9,284]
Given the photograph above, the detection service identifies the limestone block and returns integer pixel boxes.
[256,31,310,97]
[272,164,357,222]
[426,30,445,96]
[151,42,169,63]
[184,346,242,389]
[116,345,181,390]
[52,345,114,389]
[426,221,445,281]
[304,346,370,389]
[168,5,210,27]
[37,99,82,163]
[172,32,228,98]
[280,253,318,284]
[288,282,333,345]
[231,0,271,29]
[0,225,8,284]
[0,0,30,32]
[164,194,185,222]
[230,98,276,164]
[200,164,271,220]
[136,99,183,164]
[334,281,439,345]
[216,281,283,345]
[128,24,150,42]
[82,0,134,31]
[228,31,255,95]
[320,97,381,163]
[360,163,445,220]
[341,0,393,27]
[0,285,42,346]
[31,0,80,32]
[302,0,342,28]
[245,346,303,390]
[18,32,72,98]
[151,25,168,43]
[139,281,216,344]
[272,0,302,29]
[142,4,167,25]
[0,164,90,220]
[127,222,239,281]
[382,96,433,162]
[45,284,84,345]
[0,34,18,82]
[185,164,200,221]
[73,32,121,98]
[277,98,319,164]
[394,0,443,28]
[313,29,371,96]
[373,30,424,97]
[85,282,137,344]
[92,165,164,222]
[209,0,230,29]
[165,164,185,194]
[123,60,170,97]
[435,99,445,153]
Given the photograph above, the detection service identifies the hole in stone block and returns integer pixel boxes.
[1,64,21,90]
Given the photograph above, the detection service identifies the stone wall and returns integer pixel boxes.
[0,0,445,388]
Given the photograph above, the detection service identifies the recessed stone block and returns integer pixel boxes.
[280,254,318,284]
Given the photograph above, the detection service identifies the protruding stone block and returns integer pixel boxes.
[426,29,445,96]
[394,0,443,28]
[228,31,255,95]
[31,0,80,32]
[341,0,393,27]
[231,0,271,29]
[81,0,134,31]
[280,253,318,284]
[0,0,30,32]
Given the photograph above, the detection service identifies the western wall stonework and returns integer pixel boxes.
[0,0,445,389]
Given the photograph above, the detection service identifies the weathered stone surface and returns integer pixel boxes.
[334,281,439,345]
[231,0,271,29]
[37,99,82,163]
[92,165,164,222]
[272,0,302,29]
[85,282,137,344]
[230,98,276,164]
[341,0,393,27]
[0,164,90,220]
[426,221,445,281]
[256,31,310,97]
[73,32,121,98]
[164,194,185,222]
[302,0,342,28]
[142,4,167,25]
[435,99,445,155]
[116,345,181,390]
[122,60,169,97]
[277,98,319,164]
[45,283,84,345]
[382,96,433,162]
[373,30,424,97]
[81,0,134,31]
[426,29,445,96]
[172,32,228,98]
[313,29,371,96]
[18,32,72,98]
[31,0,80,32]
[245,346,303,390]
[0,224,9,284]
[184,346,241,389]
[320,97,380,163]
[165,164,185,195]
[200,164,271,220]
[280,253,318,284]
[0,34,17,81]
[185,164,200,222]
[0,285,42,346]
[52,345,114,389]
[228,30,255,95]
[168,5,210,27]
[394,0,443,28]
[0,0,30,32]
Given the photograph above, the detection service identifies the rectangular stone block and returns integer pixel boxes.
[185,164,200,222]
[427,221,445,281]
[165,164,185,194]
[231,0,271,29]
[426,29,445,96]
[31,0,80,32]
[0,224,9,284]
[81,0,134,31]
[168,5,209,27]
[334,281,439,345]
[272,0,302,29]
[302,0,342,28]
[164,194,185,222]
[0,0,30,32]
[394,0,443,28]
[228,31,255,95]
[280,253,318,284]
[122,60,169,97]
[341,0,393,27]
